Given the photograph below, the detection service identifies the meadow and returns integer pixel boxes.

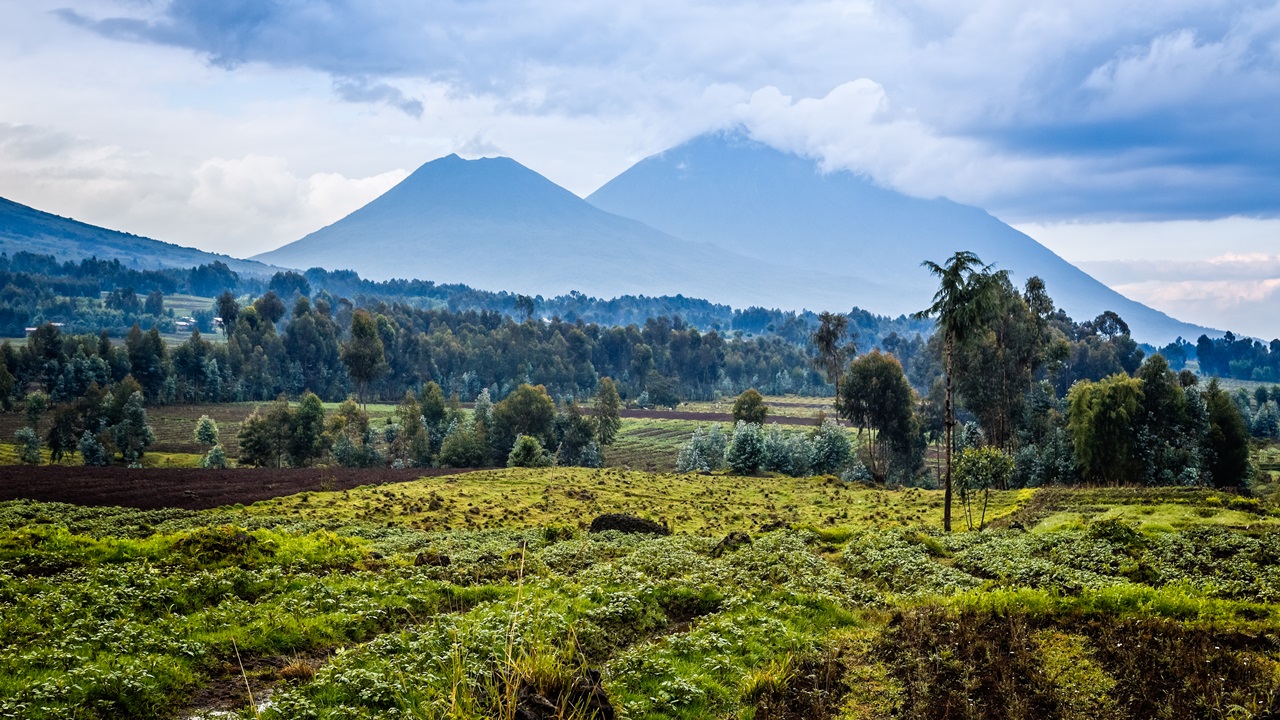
[3,464,1280,719]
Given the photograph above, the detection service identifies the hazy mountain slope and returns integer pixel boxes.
[0,196,277,276]
[254,154,880,312]
[589,133,1211,343]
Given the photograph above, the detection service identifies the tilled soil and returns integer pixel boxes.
[617,409,834,426]
[0,466,474,510]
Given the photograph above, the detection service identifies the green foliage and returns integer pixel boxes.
[193,414,219,447]
[726,420,766,474]
[731,388,769,424]
[675,424,729,472]
[507,434,553,468]
[593,376,622,447]
[840,350,918,482]
[955,446,1014,529]
[807,419,852,475]
[200,444,228,469]
[78,430,109,466]
[13,426,40,465]
[1067,374,1144,484]
[341,309,386,404]
[287,391,328,467]
[492,383,557,458]
[1204,379,1253,487]
[109,391,154,465]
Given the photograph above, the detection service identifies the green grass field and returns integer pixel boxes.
[4,476,1280,719]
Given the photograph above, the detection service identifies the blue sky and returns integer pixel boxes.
[1,0,1278,336]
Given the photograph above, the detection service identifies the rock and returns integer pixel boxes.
[514,670,614,720]
[588,513,671,536]
[711,531,752,557]
[413,550,451,567]
[758,520,790,533]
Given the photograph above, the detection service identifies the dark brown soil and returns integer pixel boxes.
[0,466,474,510]
[617,409,828,426]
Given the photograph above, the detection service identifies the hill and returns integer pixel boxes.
[589,133,1212,343]
[253,154,874,312]
[0,196,277,277]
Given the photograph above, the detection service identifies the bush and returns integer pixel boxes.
[762,425,808,476]
[507,435,553,468]
[78,431,109,466]
[726,420,765,474]
[14,427,40,465]
[731,388,768,424]
[201,445,228,469]
[808,420,851,475]
[676,424,728,472]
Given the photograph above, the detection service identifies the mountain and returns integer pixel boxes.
[588,133,1211,343]
[254,154,878,311]
[0,196,278,276]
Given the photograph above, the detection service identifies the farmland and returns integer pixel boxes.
[4,464,1280,718]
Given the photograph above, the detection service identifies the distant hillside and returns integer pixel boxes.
[0,196,278,277]
[254,154,873,312]
[589,133,1213,343]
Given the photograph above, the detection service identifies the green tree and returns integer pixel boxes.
[237,397,293,468]
[24,391,48,432]
[342,310,386,407]
[110,391,155,465]
[839,350,919,483]
[327,399,382,468]
[553,401,597,466]
[491,384,557,459]
[194,415,220,447]
[808,419,852,475]
[439,419,488,468]
[731,388,769,425]
[216,291,239,332]
[593,377,622,446]
[955,446,1013,529]
[125,325,170,402]
[1203,379,1252,487]
[0,359,16,411]
[811,311,854,402]
[914,251,996,530]
[507,434,552,467]
[725,420,766,474]
[514,295,536,322]
[288,391,328,467]
[14,427,40,465]
[78,430,109,466]
[144,290,164,317]
[46,404,79,464]
[1066,374,1144,485]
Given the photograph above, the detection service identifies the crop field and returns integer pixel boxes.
[4,466,1280,719]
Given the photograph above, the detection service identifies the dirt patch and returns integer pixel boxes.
[0,466,474,510]
[617,409,831,426]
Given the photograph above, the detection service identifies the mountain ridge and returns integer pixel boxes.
[588,132,1212,342]
[0,196,279,277]
[253,152,882,312]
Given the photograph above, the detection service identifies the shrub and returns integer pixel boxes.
[507,435,553,468]
[676,425,728,472]
[807,420,851,475]
[726,420,765,474]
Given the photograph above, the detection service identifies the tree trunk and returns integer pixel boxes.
[944,332,954,533]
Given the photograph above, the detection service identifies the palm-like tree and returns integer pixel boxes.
[811,311,855,409]
[914,251,996,532]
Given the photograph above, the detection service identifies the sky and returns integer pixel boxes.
[1,0,1278,338]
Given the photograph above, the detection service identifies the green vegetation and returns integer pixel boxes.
[4,477,1280,718]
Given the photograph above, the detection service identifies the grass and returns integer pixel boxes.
[242,467,1030,536]
[5,482,1280,719]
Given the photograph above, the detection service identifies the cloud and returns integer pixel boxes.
[50,0,1280,223]
[333,77,423,117]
